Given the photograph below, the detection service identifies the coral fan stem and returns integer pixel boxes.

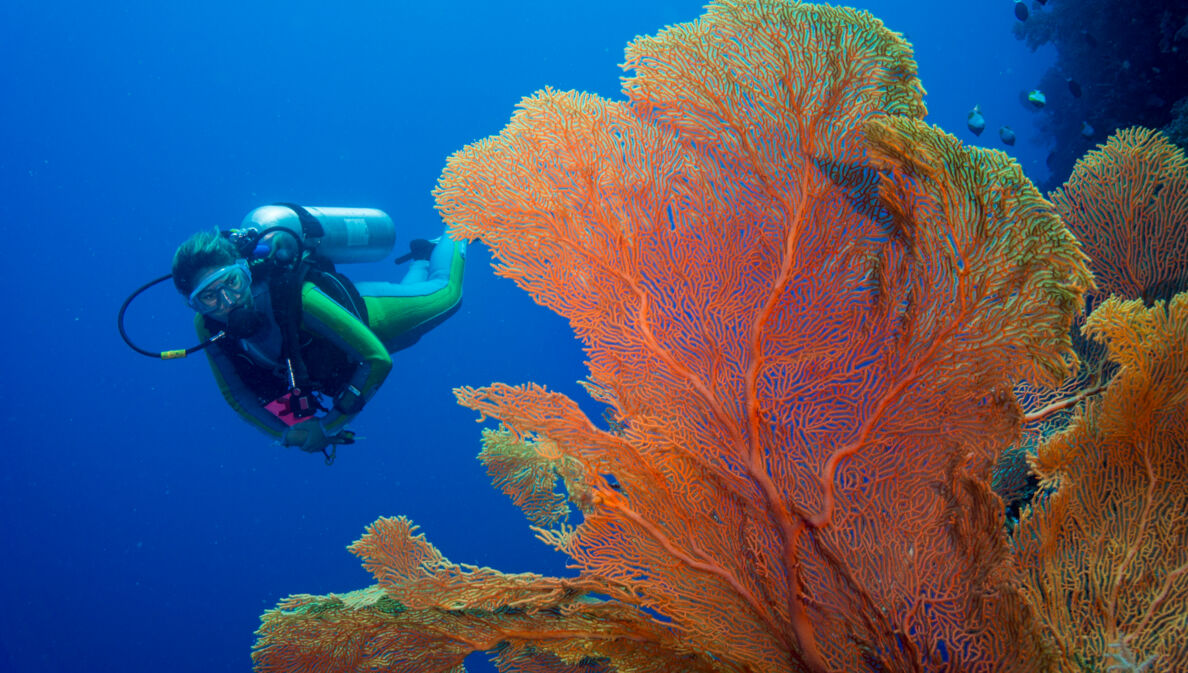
[1022,381,1108,424]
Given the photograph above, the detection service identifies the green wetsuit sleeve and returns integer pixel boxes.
[195,315,288,439]
[300,282,392,432]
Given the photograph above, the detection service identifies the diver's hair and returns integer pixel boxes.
[172,229,240,295]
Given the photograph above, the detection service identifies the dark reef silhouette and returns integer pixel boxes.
[1013,0,1188,189]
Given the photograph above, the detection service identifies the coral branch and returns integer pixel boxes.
[1021,380,1108,424]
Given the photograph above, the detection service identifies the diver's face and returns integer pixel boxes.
[190,263,253,322]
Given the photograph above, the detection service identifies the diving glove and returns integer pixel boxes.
[281,419,355,453]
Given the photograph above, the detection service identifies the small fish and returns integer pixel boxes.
[1014,1,1029,21]
[1035,0,1046,4]
[1067,78,1082,98]
[967,104,986,136]
[1082,31,1098,48]
[1080,121,1095,138]
[999,126,1017,146]
[1027,89,1047,108]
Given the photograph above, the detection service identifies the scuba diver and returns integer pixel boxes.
[119,204,465,463]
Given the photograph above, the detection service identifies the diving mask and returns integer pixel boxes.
[188,260,252,315]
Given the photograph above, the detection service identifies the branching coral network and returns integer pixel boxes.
[251,2,1187,672]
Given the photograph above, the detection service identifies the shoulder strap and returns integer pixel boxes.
[270,262,313,394]
[269,258,370,393]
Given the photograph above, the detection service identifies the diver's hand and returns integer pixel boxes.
[281,420,357,453]
[281,419,331,453]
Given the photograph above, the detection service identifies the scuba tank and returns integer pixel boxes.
[240,204,396,264]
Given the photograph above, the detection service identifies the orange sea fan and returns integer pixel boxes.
[1015,293,1188,671]
[1003,125,1187,540]
[255,1,1096,671]
[254,516,727,673]
[433,0,1091,668]
[1051,127,1188,304]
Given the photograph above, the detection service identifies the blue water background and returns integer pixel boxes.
[0,2,1054,671]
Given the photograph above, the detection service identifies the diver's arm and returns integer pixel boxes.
[195,315,288,438]
[300,284,392,433]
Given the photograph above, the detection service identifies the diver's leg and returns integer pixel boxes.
[399,259,429,284]
[355,234,467,352]
[397,234,460,286]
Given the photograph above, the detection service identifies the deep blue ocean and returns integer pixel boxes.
[1,2,1053,671]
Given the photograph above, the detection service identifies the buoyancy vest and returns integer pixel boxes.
[206,254,369,403]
